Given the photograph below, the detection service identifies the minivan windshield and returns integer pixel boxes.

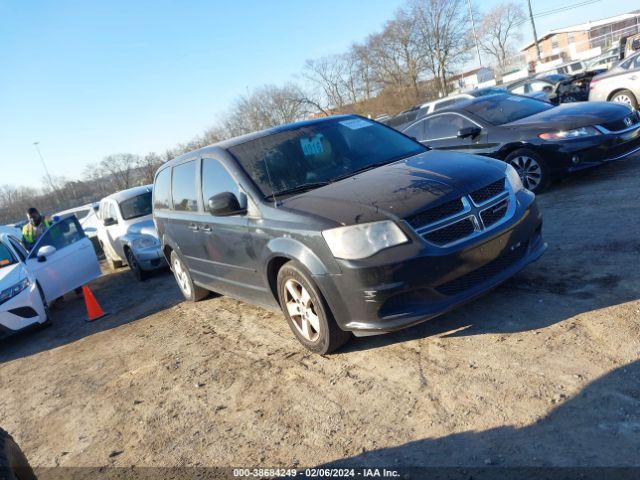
[228,117,426,198]
[464,95,553,125]
[119,192,152,220]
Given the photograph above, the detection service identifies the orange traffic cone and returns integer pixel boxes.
[82,285,107,322]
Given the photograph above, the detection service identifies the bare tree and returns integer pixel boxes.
[136,152,164,184]
[98,153,139,191]
[411,0,471,96]
[478,2,525,71]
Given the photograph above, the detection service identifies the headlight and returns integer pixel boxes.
[0,278,30,305]
[131,235,159,250]
[538,126,601,141]
[322,221,409,260]
[504,163,524,192]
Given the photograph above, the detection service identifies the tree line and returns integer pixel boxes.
[0,0,525,224]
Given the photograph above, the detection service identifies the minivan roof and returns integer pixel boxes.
[163,114,358,168]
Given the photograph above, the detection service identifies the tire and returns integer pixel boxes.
[0,428,37,480]
[276,261,351,354]
[609,89,638,110]
[125,248,148,282]
[170,251,209,302]
[505,148,551,194]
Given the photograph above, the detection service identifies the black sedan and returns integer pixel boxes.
[401,94,640,192]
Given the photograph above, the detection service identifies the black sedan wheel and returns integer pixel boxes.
[126,248,148,282]
[506,149,550,194]
[277,261,351,354]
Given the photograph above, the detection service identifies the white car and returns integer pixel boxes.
[54,203,100,238]
[96,185,166,280]
[0,218,101,333]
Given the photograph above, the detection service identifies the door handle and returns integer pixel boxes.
[188,224,199,231]
[201,225,212,233]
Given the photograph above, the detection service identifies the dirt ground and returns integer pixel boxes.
[1,157,639,474]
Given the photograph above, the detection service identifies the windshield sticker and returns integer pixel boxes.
[300,134,324,156]
[339,118,373,130]
[0,259,9,267]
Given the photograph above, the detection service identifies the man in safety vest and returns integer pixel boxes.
[22,207,50,251]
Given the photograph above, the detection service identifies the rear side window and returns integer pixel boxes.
[201,159,240,204]
[172,161,198,212]
[423,114,476,140]
[154,168,171,210]
[403,120,426,140]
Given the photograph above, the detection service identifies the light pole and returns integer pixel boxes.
[468,0,483,67]
[527,0,542,61]
[33,141,55,192]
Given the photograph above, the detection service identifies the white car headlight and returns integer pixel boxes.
[504,163,524,192]
[131,235,159,250]
[322,221,408,260]
[538,126,601,141]
[0,278,30,305]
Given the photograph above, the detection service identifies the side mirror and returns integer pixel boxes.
[36,245,56,262]
[457,126,482,139]
[208,192,246,217]
[103,217,117,227]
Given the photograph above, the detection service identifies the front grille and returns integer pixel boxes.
[435,241,528,296]
[406,198,464,228]
[601,114,639,132]
[480,199,509,228]
[424,218,475,245]
[470,179,505,204]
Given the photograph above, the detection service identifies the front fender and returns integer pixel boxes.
[261,237,339,278]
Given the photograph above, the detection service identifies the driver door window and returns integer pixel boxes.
[201,159,242,208]
[423,114,476,141]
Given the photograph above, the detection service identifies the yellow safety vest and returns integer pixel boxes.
[22,219,50,245]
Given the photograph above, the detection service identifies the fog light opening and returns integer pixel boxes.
[571,155,581,164]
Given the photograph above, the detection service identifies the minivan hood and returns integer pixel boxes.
[279,151,505,226]
[505,102,630,130]
[126,219,159,239]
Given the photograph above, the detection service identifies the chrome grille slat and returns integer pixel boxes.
[408,177,512,247]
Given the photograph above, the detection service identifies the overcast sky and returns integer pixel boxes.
[0,0,629,188]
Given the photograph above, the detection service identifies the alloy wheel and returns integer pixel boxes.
[283,279,321,342]
[510,155,542,191]
[173,258,191,297]
[612,94,633,107]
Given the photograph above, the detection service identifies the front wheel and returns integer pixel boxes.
[610,89,638,110]
[277,261,351,354]
[170,251,209,302]
[126,248,148,282]
[505,149,551,194]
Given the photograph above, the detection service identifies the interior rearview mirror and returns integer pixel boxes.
[36,245,57,262]
[103,217,117,227]
[457,126,482,139]
[208,192,247,217]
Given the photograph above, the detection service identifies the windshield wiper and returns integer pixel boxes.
[271,181,331,198]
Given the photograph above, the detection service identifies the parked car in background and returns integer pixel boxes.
[589,51,640,109]
[536,60,587,77]
[587,53,619,72]
[96,185,166,281]
[401,94,640,193]
[386,88,505,131]
[0,218,101,334]
[506,72,597,104]
[153,115,546,354]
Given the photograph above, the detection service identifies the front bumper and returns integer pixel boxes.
[0,281,47,332]
[539,124,640,175]
[313,190,546,335]
[132,245,167,271]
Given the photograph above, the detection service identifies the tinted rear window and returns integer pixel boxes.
[172,161,198,212]
[154,168,171,210]
[120,192,152,220]
[464,95,553,125]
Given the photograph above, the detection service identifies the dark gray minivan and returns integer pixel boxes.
[153,115,546,353]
